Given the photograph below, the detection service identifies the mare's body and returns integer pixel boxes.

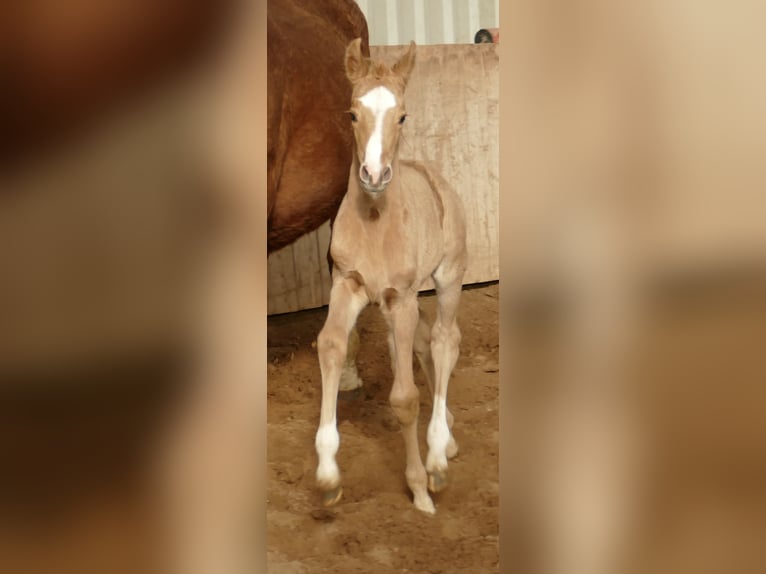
[267,0,369,252]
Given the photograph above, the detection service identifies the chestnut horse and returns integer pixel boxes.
[314,39,467,514]
[268,0,370,392]
[267,0,369,252]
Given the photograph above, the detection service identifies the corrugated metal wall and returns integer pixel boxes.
[355,0,499,45]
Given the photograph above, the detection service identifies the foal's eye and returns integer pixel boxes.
[398,114,407,124]
[349,112,358,122]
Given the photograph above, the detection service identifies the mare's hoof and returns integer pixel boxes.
[428,470,448,493]
[322,486,343,507]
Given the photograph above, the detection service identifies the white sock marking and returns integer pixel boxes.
[315,422,340,484]
[427,396,450,469]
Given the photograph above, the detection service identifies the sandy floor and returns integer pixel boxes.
[267,282,499,573]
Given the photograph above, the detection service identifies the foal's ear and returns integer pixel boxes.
[392,41,416,86]
[345,38,369,83]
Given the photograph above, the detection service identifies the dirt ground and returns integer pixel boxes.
[266,282,499,573]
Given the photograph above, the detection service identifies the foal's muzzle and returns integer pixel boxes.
[360,163,392,192]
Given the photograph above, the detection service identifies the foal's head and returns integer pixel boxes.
[344,38,416,194]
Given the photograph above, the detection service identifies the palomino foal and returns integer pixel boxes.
[315,39,467,514]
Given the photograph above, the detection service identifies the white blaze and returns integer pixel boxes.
[358,86,397,180]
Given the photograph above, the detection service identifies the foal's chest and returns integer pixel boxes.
[330,204,423,304]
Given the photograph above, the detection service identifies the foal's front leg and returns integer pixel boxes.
[315,276,368,506]
[386,295,435,514]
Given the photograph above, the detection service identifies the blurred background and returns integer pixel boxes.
[1,1,266,573]
[502,1,766,573]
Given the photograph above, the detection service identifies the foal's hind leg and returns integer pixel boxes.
[413,306,458,459]
[385,294,435,514]
[426,267,463,493]
[338,325,364,392]
[315,277,368,506]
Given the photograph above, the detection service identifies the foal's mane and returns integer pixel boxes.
[370,61,393,79]
[352,61,407,94]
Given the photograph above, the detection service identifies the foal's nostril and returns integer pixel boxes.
[382,165,392,184]
[360,164,371,183]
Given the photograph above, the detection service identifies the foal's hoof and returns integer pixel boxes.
[338,367,364,392]
[322,486,343,507]
[428,470,448,493]
[414,493,436,515]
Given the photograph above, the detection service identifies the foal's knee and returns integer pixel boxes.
[317,325,348,369]
[389,386,420,426]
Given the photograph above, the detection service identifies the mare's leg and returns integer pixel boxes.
[384,294,435,514]
[426,264,464,493]
[338,325,364,392]
[413,306,458,459]
[315,276,368,505]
